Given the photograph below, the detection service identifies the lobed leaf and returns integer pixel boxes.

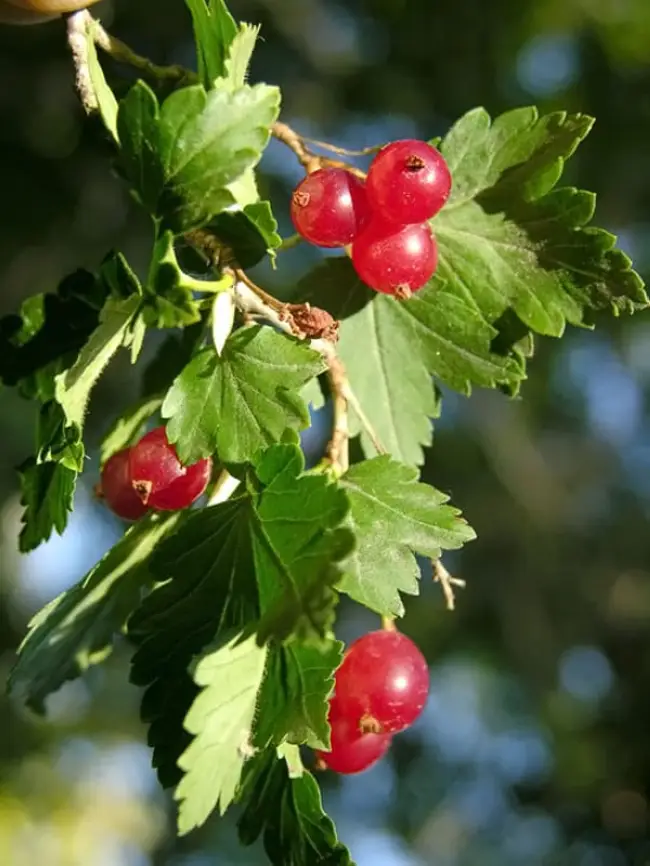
[116,80,281,233]
[339,456,475,616]
[238,748,355,866]
[162,325,325,465]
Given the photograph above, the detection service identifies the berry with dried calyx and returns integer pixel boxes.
[332,629,430,735]
[351,218,438,298]
[129,426,212,512]
[291,168,371,248]
[366,138,452,224]
[98,448,149,522]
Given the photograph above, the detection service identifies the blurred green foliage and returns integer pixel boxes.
[2,1,650,864]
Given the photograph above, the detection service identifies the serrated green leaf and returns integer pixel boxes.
[54,295,142,430]
[339,457,475,616]
[254,639,342,751]
[185,0,238,87]
[297,258,520,465]
[162,326,325,465]
[129,444,353,787]
[0,269,107,396]
[116,81,280,232]
[99,396,163,466]
[434,106,647,334]
[8,513,179,711]
[17,401,85,553]
[238,749,354,866]
[87,25,118,141]
[176,630,268,834]
[298,106,647,465]
[222,23,261,89]
[17,458,76,554]
[208,201,281,268]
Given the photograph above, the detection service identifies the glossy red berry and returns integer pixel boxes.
[129,426,212,511]
[351,218,438,298]
[366,139,451,224]
[315,704,391,774]
[290,168,371,248]
[99,448,149,521]
[332,630,430,735]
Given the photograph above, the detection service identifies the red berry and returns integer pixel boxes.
[315,704,391,774]
[366,139,451,224]
[99,448,149,521]
[290,168,371,248]
[333,630,429,735]
[129,426,212,512]
[351,218,438,298]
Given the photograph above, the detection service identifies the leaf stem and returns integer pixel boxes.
[432,558,466,611]
[82,10,198,86]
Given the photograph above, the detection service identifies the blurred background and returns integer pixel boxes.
[3,0,650,864]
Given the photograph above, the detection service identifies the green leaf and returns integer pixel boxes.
[339,457,475,616]
[297,258,520,465]
[55,295,142,430]
[0,269,107,396]
[116,81,281,232]
[298,107,647,465]
[17,401,85,553]
[222,23,261,90]
[162,326,325,465]
[435,107,647,336]
[185,0,238,87]
[99,395,163,466]
[129,444,353,786]
[238,749,354,866]
[18,458,77,555]
[8,513,180,711]
[254,639,342,751]
[175,630,268,834]
[87,24,119,141]
[208,201,281,268]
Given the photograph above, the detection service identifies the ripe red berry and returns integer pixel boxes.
[98,448,149,521]
[315,704,391,774]
[351,218,438,298]
[332,630,430,735]
[129,426,212,512]
[366,139,451,224]
[290,168,371,248]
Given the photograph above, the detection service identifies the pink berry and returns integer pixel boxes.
[333,630,430,735]
[315,704,391,774]
[129,426,212,511]
[351,218,438,298]
[99,448,149,521]
[366,139,451,224]
[290,168,371,248]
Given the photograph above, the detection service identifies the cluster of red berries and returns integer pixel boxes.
[99,426,212,520]
[315,629,429,774]
[290,139,451,299]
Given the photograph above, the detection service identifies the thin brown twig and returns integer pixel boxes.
[433,559,466,611]
[271,122,367,179]
[324,355,349,475]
